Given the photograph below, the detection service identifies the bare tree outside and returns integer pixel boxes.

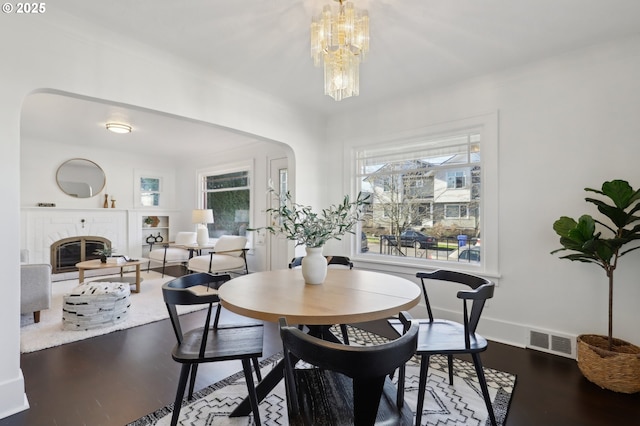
[363,161,434,256]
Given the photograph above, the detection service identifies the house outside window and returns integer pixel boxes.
[356,130,483,266]
[198,167,251,237]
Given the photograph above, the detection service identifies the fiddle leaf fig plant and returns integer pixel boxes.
[551,180,640,351]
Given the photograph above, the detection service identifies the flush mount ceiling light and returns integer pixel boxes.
[310,0,369,101]
[105,123,132,134]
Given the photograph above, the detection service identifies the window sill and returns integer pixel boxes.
[351,253,501,281]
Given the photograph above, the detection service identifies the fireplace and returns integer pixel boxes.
[50,236,111,274]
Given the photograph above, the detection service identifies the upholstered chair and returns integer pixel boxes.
[20,249,52,323]
[187,235,248,275]
[148,231,197,277]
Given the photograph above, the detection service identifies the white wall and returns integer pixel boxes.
[171,140,293,272]
[21,138,177,211]
[326,36,640,350]
[1,10,323,419]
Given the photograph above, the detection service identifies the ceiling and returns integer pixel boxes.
[21,0,640,157]
[21,92,265,159]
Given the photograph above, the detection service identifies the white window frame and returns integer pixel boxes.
[196,161,254,243]
[349,112,499,277]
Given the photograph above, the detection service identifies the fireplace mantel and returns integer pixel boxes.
[22,208,129,265]
[22,207,179,267]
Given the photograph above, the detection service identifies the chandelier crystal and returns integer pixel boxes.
[310,0,369,101]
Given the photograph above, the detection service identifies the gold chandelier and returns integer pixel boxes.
[310,0,369,101]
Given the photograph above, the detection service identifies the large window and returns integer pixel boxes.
[198,168,251,238]
[355,131,483,266]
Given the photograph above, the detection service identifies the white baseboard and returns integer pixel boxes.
[429,306,577,359]
[0,370,29,420]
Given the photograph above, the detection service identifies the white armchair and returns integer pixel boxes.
[20,249,52,323]
[187,235,248,275]
[148,231,197,277]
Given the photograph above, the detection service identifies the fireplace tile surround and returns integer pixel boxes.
[22,208,139,280]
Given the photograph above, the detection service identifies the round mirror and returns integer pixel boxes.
[56,158,106,198]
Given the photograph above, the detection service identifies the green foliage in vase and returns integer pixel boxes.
[256,188,369,248]
[551,179,640,350]
[93,245,115,257]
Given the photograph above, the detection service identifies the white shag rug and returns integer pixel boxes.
[20,271,208,353]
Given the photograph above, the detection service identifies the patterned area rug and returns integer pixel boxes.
[130,326,516,425]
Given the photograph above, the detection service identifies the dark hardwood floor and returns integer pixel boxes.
[4,268,639,425]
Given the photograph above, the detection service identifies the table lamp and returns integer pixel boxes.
[192,209,214,246]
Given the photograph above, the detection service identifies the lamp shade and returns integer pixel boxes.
[192,209,214,224]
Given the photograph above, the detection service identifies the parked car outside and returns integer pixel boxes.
[385,230,437,249]
[448,245,481,263]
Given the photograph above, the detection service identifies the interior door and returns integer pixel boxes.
[269,157,290,270]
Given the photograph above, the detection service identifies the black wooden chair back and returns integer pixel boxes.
[280,311,418,425]
[162,273,264,426]
[288,255,354,269]
[395,270,496,426]
[326,255,354,269]
[163,272,229,335]
[416,269,494,342]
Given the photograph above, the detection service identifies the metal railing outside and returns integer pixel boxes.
[377,235,480,262]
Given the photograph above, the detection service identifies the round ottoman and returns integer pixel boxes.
[62,282,131,330]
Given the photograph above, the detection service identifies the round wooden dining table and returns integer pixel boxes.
[219,268,422,326]
[219,268,421,418]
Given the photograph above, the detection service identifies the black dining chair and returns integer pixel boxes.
[164,273,263,383]
[389,269,497,426]
[288,255,354,344]
[162,273,264,426]
[288,255,354,269]
[280,311,418,425]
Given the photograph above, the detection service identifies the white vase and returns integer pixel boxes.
[301,246,327,285]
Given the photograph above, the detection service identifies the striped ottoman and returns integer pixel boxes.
[62,282,131,330]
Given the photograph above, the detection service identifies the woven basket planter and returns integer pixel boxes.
[577,334,640,394]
